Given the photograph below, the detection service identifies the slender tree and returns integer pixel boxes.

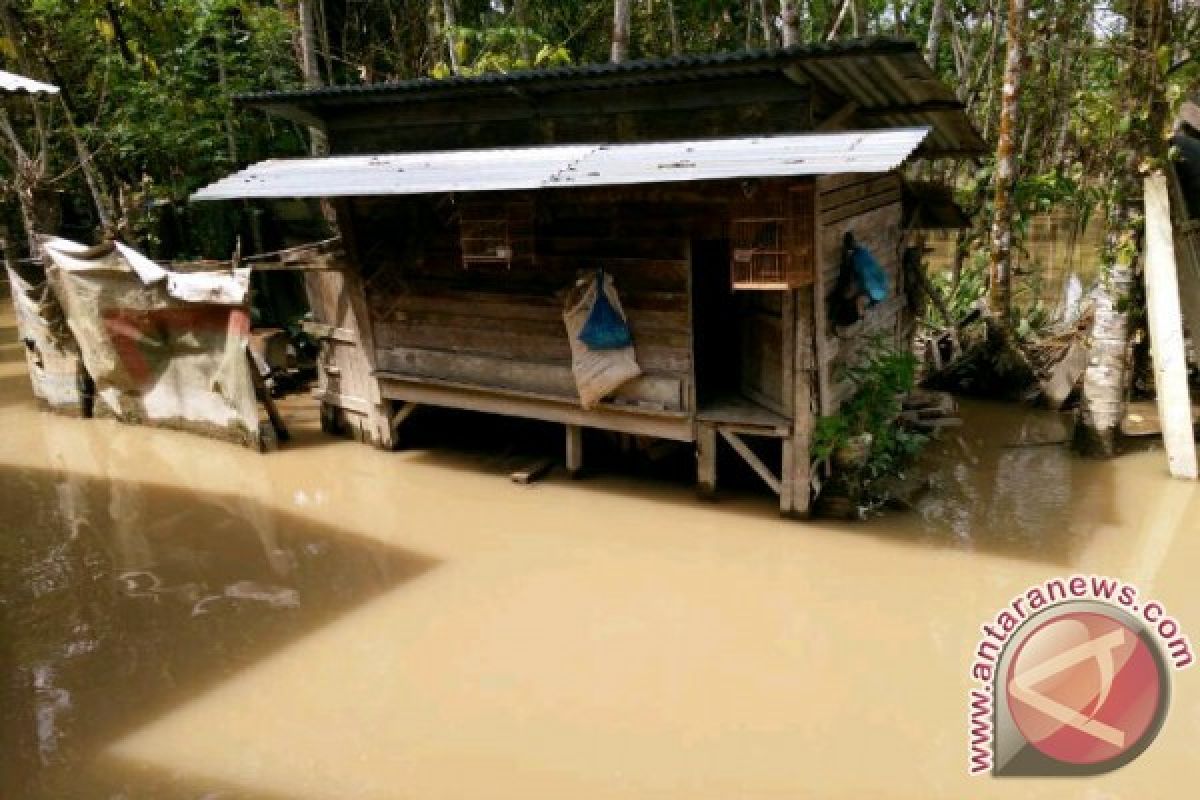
[987,0,1025,320]
[781,0,801,47]
[513,0,534,65]
[665,0,682,56]
[440,0,460,74]
[926,0,947,66]
[297,0,328,154]
[612,0,631,63]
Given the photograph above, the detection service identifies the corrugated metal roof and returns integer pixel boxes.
[237,38,913,105]
[0,70,59,95]
[192,128,929,201]
[236,38,984,157]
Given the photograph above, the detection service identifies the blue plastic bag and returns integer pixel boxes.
[578,271,633,350]
[852,245,889,304]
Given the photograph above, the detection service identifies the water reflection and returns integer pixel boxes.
[0,459,435,799]
[894,400,1113,564]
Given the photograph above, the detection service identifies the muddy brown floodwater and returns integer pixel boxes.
[1,298,1198,799]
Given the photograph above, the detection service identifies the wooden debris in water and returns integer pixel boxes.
[1120,400,1200,437]
[902,389,961,432]
[1023,308,1094,410]
[510,457,556,485]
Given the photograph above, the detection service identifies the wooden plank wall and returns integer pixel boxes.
[305,263,386,439]
[739,291,786,415]
[325,78,812,155]
[354,191,708,415]
[814,172,907,413]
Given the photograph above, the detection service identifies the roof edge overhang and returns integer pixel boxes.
[192,128,932,203]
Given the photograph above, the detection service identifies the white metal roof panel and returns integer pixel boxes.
[191,128,929,201]
[0,70,59,95]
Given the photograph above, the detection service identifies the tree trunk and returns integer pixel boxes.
[851,0,867,36]
[759,0,775,49]
[297,0,328,154]
[59,99,114,234]
[0,0,49,254]
[316,0,335,84]
[925,0,947,67]
[611,0,631,63]
[781,0,801,47]
[826,0,851,40]
[987,0,1025,320]
[665,0,682,55]
[441,0,460,73]
[1077,0,1171,456]
[213,22,239,166]
[513,0,534,65]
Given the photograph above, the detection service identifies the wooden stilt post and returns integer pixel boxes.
[1143,172,1198,479]
[565,424,584,477]
[696,422,717,499]
[782,288,815,518]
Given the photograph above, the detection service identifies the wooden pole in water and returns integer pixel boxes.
[1143,172,1198,480]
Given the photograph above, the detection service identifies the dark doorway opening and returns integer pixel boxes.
[691,239,741,407]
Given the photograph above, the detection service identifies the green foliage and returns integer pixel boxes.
[430,24,572,77]
[812,337,928,500]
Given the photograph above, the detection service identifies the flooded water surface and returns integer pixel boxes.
[2,300,1199,799]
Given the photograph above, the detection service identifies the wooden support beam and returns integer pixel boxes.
[246,348,289,449]
[718,428,782,495]
[815,100,860,131]
[781,292,814,517]
[565,424,584,477]
[696,423,717,498]
[377,374,695,441]
[1144,172,1198,479]
[812,182,834,415]
[389,400,420,444]
[857,101,967,116]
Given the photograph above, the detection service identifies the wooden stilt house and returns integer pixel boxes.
[195,38,984,516]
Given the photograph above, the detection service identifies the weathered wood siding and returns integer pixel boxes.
[355,192,701,414]
[814,173,907,413]
[324,78,812,155]
[305,262,385,440]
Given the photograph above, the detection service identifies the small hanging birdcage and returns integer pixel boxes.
[729,183,815,290]
[458,199,535,268]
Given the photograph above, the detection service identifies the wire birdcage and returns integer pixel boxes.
[729,183,815,290]
[458,199,535,268]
